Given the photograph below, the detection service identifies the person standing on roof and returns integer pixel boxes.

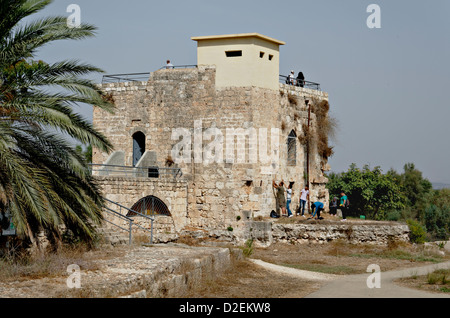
[288,70,295,85]
[166,60,174,69]
[297,71,305,87]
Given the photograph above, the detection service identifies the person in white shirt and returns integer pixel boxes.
[288,70,295,85]
[299,186,309,216]
[286,183,294,217]
[165,60,174,69]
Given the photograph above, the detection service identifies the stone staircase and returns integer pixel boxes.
[97,226,130,246]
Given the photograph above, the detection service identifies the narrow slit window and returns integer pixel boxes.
[225,50,242,57]
[260,51,265,58]
[287,130,297,166]
[269,54,274,61]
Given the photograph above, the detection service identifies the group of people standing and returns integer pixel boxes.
[272,180,350,221]
[329,192,350,221]
[287,71,305,87]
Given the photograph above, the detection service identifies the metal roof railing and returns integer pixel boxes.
[279,75,321,91]
[101,65,198,84]
[102,72,150,84]
[158,64,198,70]
[89,164,183,180]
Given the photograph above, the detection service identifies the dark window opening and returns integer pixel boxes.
[132,131,145,167]
[269,54,274,61]
[226,50,243,57]
[148,167,159,178]
[260,52,265,58]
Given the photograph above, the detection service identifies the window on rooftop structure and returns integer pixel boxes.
[225,50,242,57]
[269,54,274,61]
[260,51,265,58]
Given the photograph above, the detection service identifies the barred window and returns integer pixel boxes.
[128,196,171,217]
[287,130,297,166]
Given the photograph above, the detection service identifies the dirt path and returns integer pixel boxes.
[249,258,450,298]
[249,259,338,281]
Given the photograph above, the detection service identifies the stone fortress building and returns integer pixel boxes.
[93,33,332,243]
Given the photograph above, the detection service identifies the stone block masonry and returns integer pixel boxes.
[272,221,410,245]
[94,66,332,240]
[96,176,188,242]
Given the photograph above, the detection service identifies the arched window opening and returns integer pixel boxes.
[132,131,146,167]
[287,130,297,166]
[127,196,171,217]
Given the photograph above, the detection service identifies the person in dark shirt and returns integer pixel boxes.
[296,72,305,87]
[330,197,338,217]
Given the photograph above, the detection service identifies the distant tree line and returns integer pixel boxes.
[326,163,450,241]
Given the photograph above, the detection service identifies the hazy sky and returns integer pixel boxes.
[32,0,450,183]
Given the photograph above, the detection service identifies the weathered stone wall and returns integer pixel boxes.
[96,176,187,242]
[230,220,411,247]
[93,66,332,236]
[273,221,410,245]
[176,220,411,247]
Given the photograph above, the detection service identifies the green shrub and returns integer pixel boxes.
[242,239,254,257]
[422,204,449,241]
[406,219,427,244]
[427,269,449,285]
[386,210,401,221]
[227,226,233,232]
[427,272,441,285]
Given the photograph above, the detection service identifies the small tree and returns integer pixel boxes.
[406,219,427,244]
[327,164,406,218]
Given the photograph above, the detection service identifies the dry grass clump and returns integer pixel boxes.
[288,93,298,106]
[292,98,337,160]
[176,235,206,246]
[311,99,337,159]
[132,233,153,245]
[317,135,334,159]
[165,155,175,167]
[101,92,115,104]
[0,244,112,283]
[298,123,310,145]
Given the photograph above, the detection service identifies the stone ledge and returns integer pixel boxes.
[272,222,410,245]
[0,245,236,298]
[94,176,187,185]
